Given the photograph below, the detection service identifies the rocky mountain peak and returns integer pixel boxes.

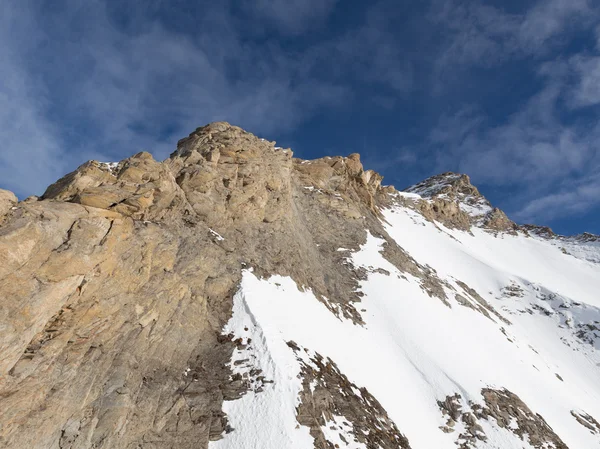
[172,121,286,160]
[404,172,490,214]
[404,172,478,199]
[39,122,387,230]
[403,172,516,233]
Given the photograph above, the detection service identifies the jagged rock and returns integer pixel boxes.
[404,172,518,233]
[571,410,600,434]
[439,389,568,449]
[0,122,418,448]
[43,152,187,221]
[0,189,17,221]
[521,224,556,238]
[291,346,412,449]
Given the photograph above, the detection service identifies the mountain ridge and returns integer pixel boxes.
[0,121,596,239]
[0,121,599,449]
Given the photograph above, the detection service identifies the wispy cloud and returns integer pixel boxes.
[414,0,600,226]
[515,171,600,222]
[431,0,597,71]
[0,3,84,197]
[436,83,596,184]
[242,0,339,35]
[569,55,600,108]
[428,50,600,223]
[0,0,350,197]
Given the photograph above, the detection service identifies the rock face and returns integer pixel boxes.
[404,172,517,233]
[1,122,599,449]
[438,389,568,449]
[292,346,412,449]
[0,122,414,448]
[0,189,17,222]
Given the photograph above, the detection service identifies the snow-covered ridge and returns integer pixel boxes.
[521,225,600,264]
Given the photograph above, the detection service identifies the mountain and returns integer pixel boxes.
[0,122,599,449]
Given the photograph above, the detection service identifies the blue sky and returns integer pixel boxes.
[1,0,599,235]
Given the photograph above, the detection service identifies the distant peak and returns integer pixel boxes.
[521,224,600,243]
[404,172,491,217]
[404,172,478,199]
[403,172,517,233]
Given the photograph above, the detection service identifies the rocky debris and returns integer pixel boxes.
[403,172,518,233]
[453,280,511,325]
[574,322,600,348]
[535,292,600,350]
[438,393,487,447]
[502,284,600,351]
[289,344,412,449]
[571,410,600,434]
[0,188,17,222]
[501,282,525,298]
[521,225,600,264]
[438,389,568,449]
[572,232,600,243]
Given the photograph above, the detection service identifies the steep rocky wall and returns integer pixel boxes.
[2,122,586,448]
[0,122,426,448]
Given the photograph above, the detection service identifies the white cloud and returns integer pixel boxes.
[518,0,594,50]
[514,171,600,222]
[427,54,600,225]
[433,78,598,185]
[570,55,600,107]
[422,0,600,226]
[0,2,106,198]
[243,0,339,35]
[432,0,598,71]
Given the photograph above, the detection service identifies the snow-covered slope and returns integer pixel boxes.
[211,196,600,449]
[523,225,600,265]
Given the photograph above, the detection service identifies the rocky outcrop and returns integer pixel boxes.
[290,343,412,449]
[403,172,518,233]
[571,410,600,434]
[0,122,427,448]
[438,389,568,449]
[43,152,187,221]
[521,223,600,243]
[0,189,17,222]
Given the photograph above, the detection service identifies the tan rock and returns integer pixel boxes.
[0,189,17,219]
[0,122,506,449]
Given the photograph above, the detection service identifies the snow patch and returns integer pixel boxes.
[209,228,225,241]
